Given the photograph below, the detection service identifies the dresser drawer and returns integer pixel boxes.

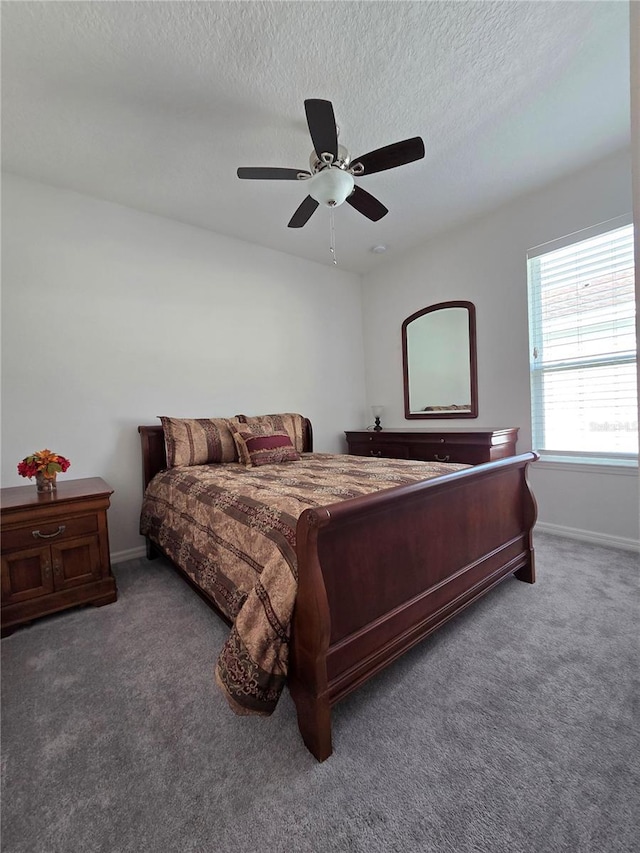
[2,513,99,552]
[408,443,488,464]
[348,442,410,460]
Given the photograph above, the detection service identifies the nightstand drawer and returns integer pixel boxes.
[2,513,98,552]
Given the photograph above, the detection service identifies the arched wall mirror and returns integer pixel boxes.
[402,301,478,419]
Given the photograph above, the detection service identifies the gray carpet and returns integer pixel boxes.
[1,533,638,853]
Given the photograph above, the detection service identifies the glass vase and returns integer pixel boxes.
[35,472,57,493]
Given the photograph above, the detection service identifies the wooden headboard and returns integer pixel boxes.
[138,418,314,491]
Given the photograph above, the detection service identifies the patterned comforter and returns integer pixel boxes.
[139,453,468,715]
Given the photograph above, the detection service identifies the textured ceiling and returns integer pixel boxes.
[1,1,631,273]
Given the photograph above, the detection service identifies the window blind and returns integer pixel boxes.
[527,219,637,463]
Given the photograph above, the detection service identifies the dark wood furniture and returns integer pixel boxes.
[345,427,519,465]
[1,477,117,636]
[139,422,537,762]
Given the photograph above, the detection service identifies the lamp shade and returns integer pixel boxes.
[308,167,355,207]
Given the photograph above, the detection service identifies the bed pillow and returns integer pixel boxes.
[229,422,301,467]
[159,416,240,467]
[235,413,306,454]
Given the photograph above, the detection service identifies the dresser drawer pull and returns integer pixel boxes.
[434,454,450,462]
[32,525,66,540]
[369,450,383,457]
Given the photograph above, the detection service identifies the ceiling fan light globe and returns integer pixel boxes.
[308,167,355,208]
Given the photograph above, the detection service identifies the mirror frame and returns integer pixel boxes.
[402,300,478,420]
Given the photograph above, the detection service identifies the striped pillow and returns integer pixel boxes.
[159,417,240,467]
[230,423,300,467]
[235,413,306,454]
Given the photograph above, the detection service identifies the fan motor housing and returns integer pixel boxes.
[309,144,351,173]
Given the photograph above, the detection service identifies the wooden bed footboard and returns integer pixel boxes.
[289,452,538,761]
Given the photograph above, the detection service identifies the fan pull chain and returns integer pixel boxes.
[329,208,338,266]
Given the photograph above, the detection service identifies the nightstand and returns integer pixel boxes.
[1,477,117,636]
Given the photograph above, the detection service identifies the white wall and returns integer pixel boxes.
[361,148,639,549]
[3,151,637,557]
[1,174,366,558]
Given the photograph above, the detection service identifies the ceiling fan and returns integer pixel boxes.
[237,99,425,228]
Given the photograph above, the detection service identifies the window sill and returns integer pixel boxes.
[533,456,639,476]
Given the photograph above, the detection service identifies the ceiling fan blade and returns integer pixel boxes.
[237,167,310,180]
[346,186,388,221]
[351,137,425,176]
[304,99,338,161]
[288,195,319,228]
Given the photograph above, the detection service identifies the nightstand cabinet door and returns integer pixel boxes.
[51,536,102,590]
[1,547,54,604]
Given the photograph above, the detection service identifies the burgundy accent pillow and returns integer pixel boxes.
[235,413,306,454]
[230,423,300,467]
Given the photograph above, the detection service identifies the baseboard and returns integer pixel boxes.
[110,545,148,565]
[535,521,640,553]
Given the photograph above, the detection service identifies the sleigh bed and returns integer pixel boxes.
[138,415,537,761]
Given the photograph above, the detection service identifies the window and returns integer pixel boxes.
[527,216,637,465]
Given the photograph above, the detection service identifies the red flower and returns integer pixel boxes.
[17,460,38,478]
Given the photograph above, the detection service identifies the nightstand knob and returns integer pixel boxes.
[32,525,65,539]
[434,454,450,462]
[370,450,383,457]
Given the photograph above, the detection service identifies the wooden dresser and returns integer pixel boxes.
[1,477,117,636]
[345,427,519,465]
